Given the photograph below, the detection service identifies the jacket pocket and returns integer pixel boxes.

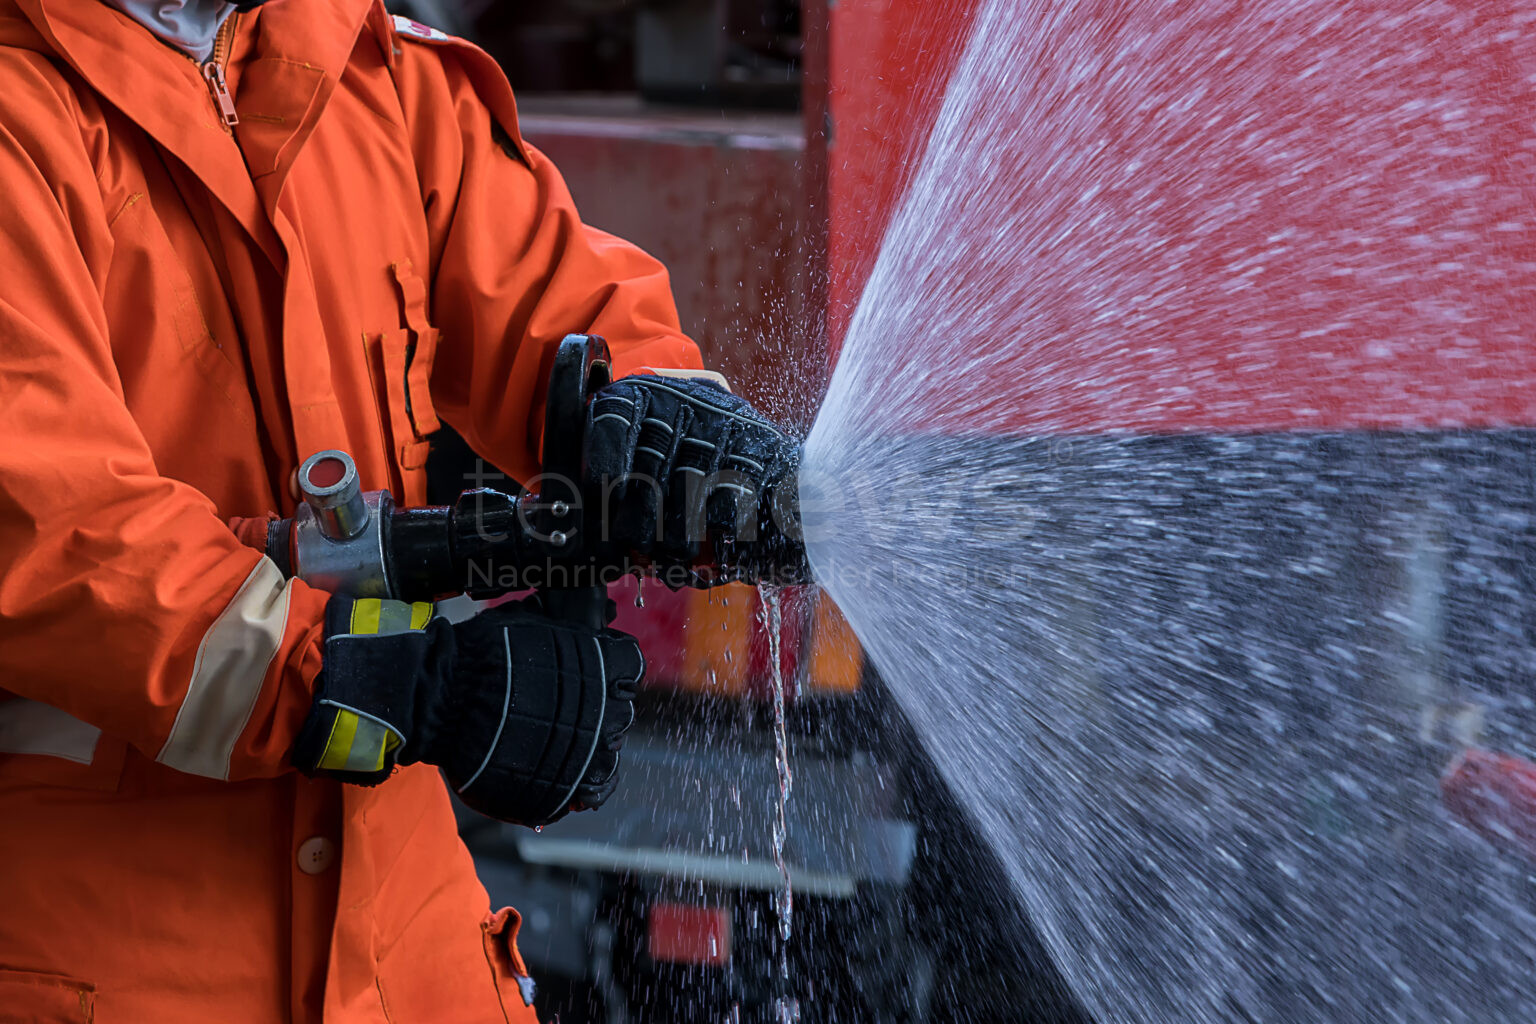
[481,907,538,1013]
[0,967,95,1023]
[365,260,442,505]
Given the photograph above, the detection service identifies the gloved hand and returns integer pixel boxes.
[291,594,642,827]
[583,373,805,584]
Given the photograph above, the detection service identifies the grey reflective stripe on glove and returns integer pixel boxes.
[583,374,804,584]
[291,595,643,827]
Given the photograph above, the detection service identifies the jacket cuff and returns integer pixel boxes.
[227,513,280,552]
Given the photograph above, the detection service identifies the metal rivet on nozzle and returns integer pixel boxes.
[551,501,570,518]
[550,531,568,547]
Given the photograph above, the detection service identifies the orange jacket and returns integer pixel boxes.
[0,0,700,1020]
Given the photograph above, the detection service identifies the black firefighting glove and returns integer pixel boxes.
[291,594,642,827]
[583,374,806,584]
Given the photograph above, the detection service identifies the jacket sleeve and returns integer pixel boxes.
[0,68,326,782]
[392,31,704,484]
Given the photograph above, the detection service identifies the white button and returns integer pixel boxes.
[297,836,336,875]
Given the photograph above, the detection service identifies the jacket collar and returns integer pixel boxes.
[5,0,382,262]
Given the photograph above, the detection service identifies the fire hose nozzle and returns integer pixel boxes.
[270,335,810,608]
[289,449,395,598]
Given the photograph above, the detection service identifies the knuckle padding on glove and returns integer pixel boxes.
[600,630,646,696]
[585,393,642,498]
[574,630,644,805]
[658,407,701,561]
[583,375,800,582]
[593,387,665,554]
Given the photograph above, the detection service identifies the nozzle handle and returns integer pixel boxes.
[540,588,610,632]
[537,335,613,630]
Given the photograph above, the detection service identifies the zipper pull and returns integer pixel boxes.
[201,61,240,129]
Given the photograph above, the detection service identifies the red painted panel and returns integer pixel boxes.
[519,99,817,426]
[826,2,1536,431]
[826,0,981,344]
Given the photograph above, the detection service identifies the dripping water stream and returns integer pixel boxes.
[758,584,799,1023]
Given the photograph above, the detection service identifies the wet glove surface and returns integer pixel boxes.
[583,374,805,584]
[292,595,642,827]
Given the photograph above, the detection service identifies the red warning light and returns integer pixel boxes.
[647,903,731,966]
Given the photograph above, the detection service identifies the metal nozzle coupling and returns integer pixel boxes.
[298,450,368,541]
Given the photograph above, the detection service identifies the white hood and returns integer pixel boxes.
[100,0,234,61]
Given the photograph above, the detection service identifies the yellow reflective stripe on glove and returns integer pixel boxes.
[316,708,405,773]
[348,598,434,635]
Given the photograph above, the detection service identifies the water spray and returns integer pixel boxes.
[799,0,1536,1020]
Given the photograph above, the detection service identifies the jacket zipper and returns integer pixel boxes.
[200,13,241,130]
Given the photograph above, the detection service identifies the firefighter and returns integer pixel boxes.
[0,0,796,1020]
